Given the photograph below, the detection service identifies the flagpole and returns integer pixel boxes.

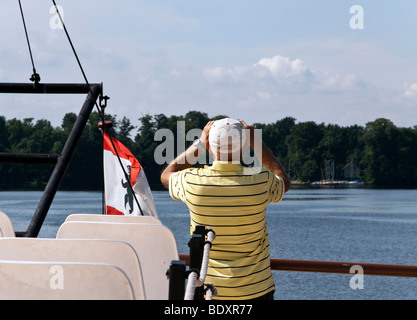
[101,128,105,215]
[99,121,144,216]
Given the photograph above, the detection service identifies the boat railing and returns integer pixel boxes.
[168,226,217,300]
[0,82,103,237]
[179,254,417,278]
[170,224,417,300]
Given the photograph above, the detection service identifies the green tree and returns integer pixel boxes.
[360,118,398,185]
[60,112,104,190]
[256,117,296,162]
[0,116,10,189]
[7,118,34,152]
[286,121,324,182]
[134,114,160,188]
[4,118,57,189]
[0,116,10,152]
[318,124,360,179]
[2,112,416,189]
[344,124,364,171]
[183,111,210,133]
[115,116,136,151]
[395,127,417,186]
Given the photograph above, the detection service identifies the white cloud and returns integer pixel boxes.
[404,82,417,98]
[312,73,364,93]
[202,55,313,93]
[202,54,363,94]
[195,54,416,126]
[256,55,309,79]
[256,92,271,100]
[203,67,232,82]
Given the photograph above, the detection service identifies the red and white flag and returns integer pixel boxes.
[103,132,158,217]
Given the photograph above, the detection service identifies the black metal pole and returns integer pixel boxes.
[167,260,186,300]
[0,153,58,165]
[192,226,207,300]
[21,84,102,237]
[188,231,204,300]
[0,82,93,94]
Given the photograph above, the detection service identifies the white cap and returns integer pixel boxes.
[208,118,247,159]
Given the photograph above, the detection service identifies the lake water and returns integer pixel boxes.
[1,188,417,300]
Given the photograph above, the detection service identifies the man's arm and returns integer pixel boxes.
[259,139,291,193]
[160,145,197,189]
[241,121,291,193]
[160,121,214,189]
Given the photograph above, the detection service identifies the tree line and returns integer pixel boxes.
[1,111,416,190]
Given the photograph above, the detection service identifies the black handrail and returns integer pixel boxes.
[0,153,59,165]
[0,82,94,94]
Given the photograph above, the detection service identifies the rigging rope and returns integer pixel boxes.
[48,0,144,215]
[18,0,40,84]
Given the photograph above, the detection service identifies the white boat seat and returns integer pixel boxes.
[0,260,135,300]
[0,238,145,300]
[65,213,162,225]
[0,211,15,237]
[57,221,179,300]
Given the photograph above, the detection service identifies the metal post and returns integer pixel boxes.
[167,260,186,300]
[20,84,102,237]
[193,225,207,300]
[188,226,205,300]
[194,225,206,237]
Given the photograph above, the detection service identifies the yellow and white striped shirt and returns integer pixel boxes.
[169,161,285,300]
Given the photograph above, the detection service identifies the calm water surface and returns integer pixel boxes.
[1,188,417,300]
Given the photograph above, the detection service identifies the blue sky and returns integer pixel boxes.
[1,0,417,128]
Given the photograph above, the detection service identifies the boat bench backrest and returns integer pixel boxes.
[65,213,162,225]
[0,260,135,300]
[0,238,145,299]
[0,211,15,237]
[57,221,179,300]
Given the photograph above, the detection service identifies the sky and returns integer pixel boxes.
[0,0,417,129]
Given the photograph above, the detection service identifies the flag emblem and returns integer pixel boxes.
[103,132,158,217]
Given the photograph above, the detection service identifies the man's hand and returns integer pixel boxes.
[200,120,215,148]
[161,120,216,189]
[239,120,256,149]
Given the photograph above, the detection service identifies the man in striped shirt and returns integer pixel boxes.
[161,118,290,300]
